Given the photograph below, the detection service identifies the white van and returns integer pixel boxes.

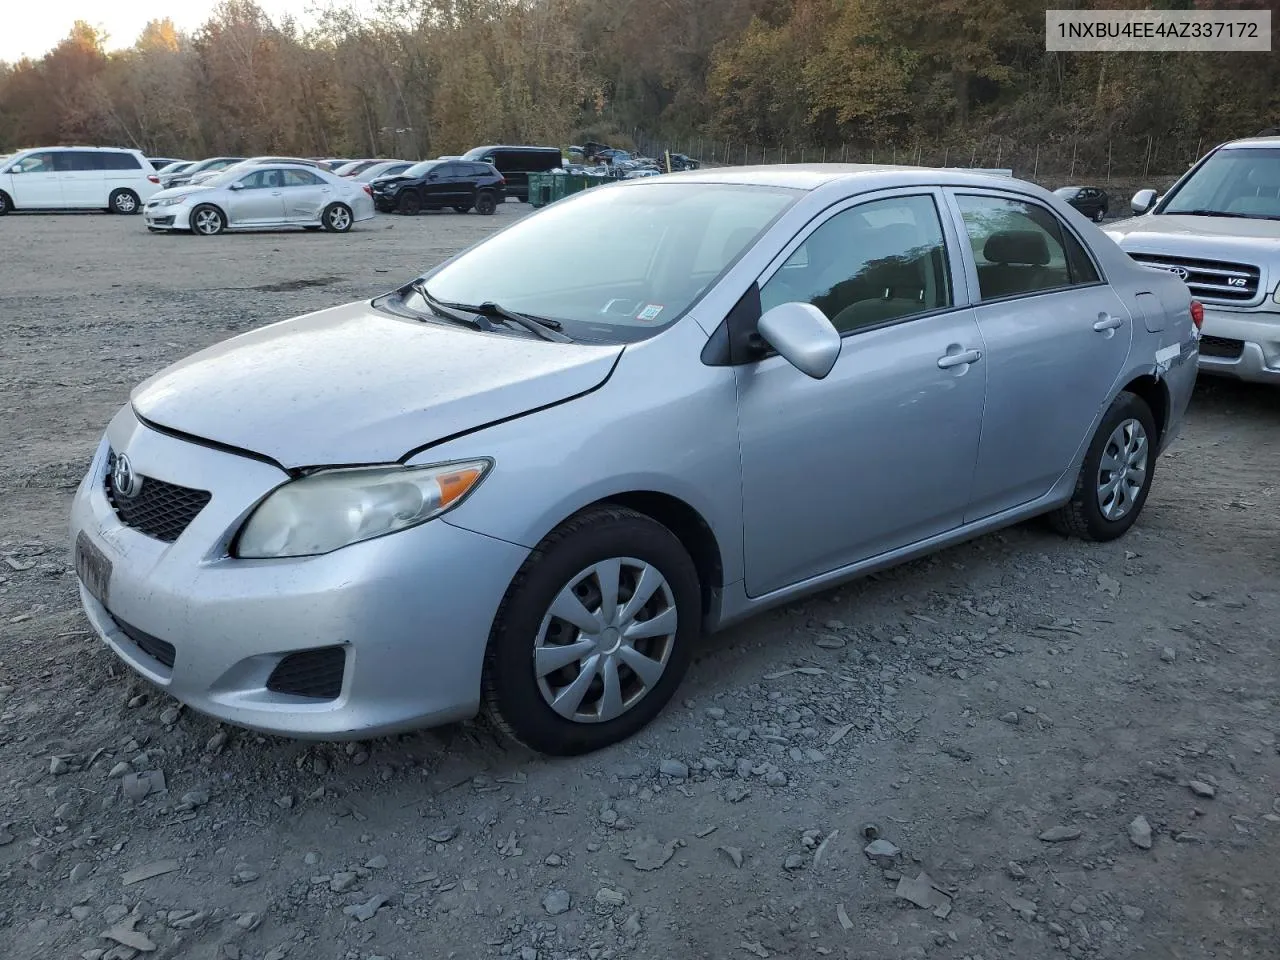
[0,147,160,215]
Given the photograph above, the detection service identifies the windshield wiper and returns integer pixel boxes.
[466,301,573,343]
[1170,208,1279,220]
[408,279,493,331]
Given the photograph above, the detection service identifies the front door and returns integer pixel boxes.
[946,191,1133,520]
[736,191,989,597]
[225,168,286,225]
[6,151,63,208]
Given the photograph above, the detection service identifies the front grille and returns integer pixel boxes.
[109,614,177,669]
[266,647,346,700]
[1198,335,1245,359]
[1128,252,1261,303]
[147,215,175,226]
[105,451,211,543]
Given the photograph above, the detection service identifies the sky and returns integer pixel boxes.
[2,0,370,63]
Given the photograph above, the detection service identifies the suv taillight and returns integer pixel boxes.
[1190,300,1204,329]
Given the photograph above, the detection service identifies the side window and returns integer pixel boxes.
[281,169,321,187]
[101,152,142,170]
[238,169,281,189]
[759,194,954,334]
[14,152,55,173]
[59,151,104,171]
[957,194,1094,299]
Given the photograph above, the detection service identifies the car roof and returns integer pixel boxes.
[14,145,142,153]
[1219,136,1280,149]
[465,145,560,153]
[642,163,1027,192]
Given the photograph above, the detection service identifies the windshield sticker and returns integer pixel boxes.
[636,304,664,322]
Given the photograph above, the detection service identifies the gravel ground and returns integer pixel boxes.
[1,208,1278,960]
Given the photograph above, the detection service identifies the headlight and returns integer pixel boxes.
[155,197,186,207]
[1273,282,1280,305]
[235,460,491,559]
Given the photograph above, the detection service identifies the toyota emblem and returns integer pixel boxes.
[110,453,142,499]
[1164,265,1190,281]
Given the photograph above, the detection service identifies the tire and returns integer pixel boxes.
[482,506,701,756]
[110,189,140,215]
[1050,392,1157,542]
[0,190,10,215]
[475,191,497,216]
[322,202,353,233]
[453,204,472,214]
[397,191,421,215]
[189,204,225,236]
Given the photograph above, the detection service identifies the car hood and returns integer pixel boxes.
[1106,214,1280,261]
[130,301,623,469]
[150,184,212,202]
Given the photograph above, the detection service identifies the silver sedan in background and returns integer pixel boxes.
[143,163,375,235]
[74,165,1199,755]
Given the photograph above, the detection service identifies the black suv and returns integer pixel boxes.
[371,160,505,215]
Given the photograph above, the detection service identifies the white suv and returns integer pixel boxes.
[0,147,160,215]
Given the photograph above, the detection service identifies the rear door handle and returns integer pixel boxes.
[1093,314,1123,331]
[938,349,982,369]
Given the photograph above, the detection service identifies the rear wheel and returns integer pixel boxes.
[109,189,140,215]
[1050,391,1156,541]
[190,204,225,236]
[322,202,353,232]
[397,191,421,215]
[482,507,700,756]
[0,190,11,215]
[475,191,497,216]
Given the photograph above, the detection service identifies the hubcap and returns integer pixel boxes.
[195,210,220,234]
[330,208,350,229]
[116,194,136,212]
[534,557,677,724]
[1096,418,1148,521]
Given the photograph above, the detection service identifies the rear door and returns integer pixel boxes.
[6,151,64,208]
[57,150,107,207]
[101,151,147,202]
[943,190,1133,520]
[279,168,330,221]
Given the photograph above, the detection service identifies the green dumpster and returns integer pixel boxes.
[527,172,603,208]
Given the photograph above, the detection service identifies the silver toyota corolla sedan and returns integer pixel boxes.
[71,165,1201,755]
[143,163,375,235]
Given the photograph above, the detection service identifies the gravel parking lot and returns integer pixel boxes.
[1,209,1277,960]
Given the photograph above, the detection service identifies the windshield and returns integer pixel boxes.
[1159,147,1280,219]
[419,181,799,343]
[403,160,441,178]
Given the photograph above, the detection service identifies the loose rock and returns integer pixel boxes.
[658,759,689,779]
[542,889,572,916]
[1038,825,1082,843]
[343,894,387,922]
[1128,815,1153,850]
[1189,780,1216,799]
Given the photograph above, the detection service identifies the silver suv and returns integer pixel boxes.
[1106,136,1280,384]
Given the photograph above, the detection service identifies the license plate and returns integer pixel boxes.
[75,532,112,607]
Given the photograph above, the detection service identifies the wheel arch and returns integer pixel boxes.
[1118,373,1170,447]
[570,491,725,619]
[189,201,228,228]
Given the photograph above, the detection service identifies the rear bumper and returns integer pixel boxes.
[1197,307,1280,384]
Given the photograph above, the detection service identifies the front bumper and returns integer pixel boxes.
[144,204,192,230]
[70,406,529,739]
[1197,306,1280,384]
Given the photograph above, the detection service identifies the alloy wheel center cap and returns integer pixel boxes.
[600,626,622,653]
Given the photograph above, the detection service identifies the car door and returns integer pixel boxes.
[6,151,63,208]
[224,168,286,225]
[945,190,1133,521]
[736,190,989,598]
[279,168,330,221]
[56,150,106,206]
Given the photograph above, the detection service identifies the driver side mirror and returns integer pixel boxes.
[1131,189,1157,215]
[757,302,842,379]
[228,182,244,191]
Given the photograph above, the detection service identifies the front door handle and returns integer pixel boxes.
[1093,314,1123,332]
[938,348,982,369]
[270,191,283,196]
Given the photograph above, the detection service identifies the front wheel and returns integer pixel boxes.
[322,202,353,232]
[1050,391,1157,541]
[397,192,421,215]
[482,506,700,756]
[475,192,497,216]
[190,204,225,236]
[110,189,140,215]
[0,190,11,216]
